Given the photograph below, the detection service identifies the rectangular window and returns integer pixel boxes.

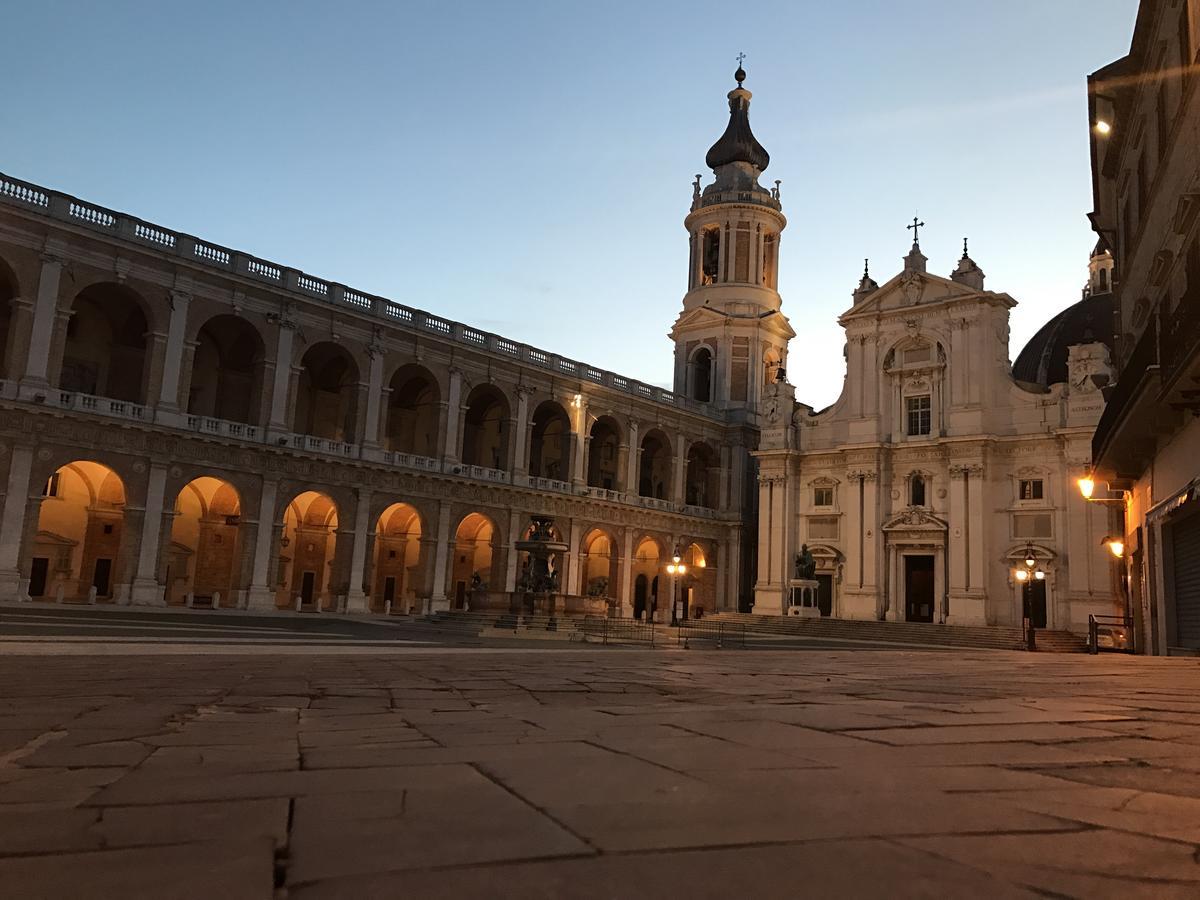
[1019,479,1044,501]
[43,473,60,498]
[813,487,834,507]
[1013,513,1053,539]
[906,395,932,436]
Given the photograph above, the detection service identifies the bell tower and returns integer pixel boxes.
[671,63,794,414]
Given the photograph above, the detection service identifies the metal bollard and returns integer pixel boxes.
[294,595,302,612]
[87,586,98,605]
[55,584,65,604]
[185,591,194,608]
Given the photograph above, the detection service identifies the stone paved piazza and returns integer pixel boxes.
[3,646,1200,898]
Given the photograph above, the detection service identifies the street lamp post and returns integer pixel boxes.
[665,546,687,627]
[1013,543,1045,651]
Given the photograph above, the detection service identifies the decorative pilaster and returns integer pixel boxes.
[156,290,192,413]
[267,305,297,433]
[246,478,280,611]
[21,250,64,389]
[0,444,34,595]
[130,463,169,606]
[344,487,373,613]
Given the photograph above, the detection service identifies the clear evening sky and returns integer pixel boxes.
[0,1,1136,409]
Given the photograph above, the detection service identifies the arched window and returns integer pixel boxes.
[689,348,713,403]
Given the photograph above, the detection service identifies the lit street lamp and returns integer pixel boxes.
[665,546,687,627]
[1013,543,1044,651]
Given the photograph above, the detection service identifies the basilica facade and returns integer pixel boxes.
[0,66,1126,634]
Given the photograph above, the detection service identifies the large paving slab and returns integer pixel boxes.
[0,646,1198,897]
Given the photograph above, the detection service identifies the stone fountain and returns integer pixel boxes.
[512,514,568,620]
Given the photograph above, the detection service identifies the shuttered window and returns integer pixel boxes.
[1171,513,1200,649]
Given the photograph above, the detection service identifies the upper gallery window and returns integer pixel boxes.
[910,475,927,507]
[813,487,834,507]
[906,395,932,436]
[1019,479,1044,501]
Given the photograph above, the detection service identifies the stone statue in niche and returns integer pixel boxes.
[794,544,816,580]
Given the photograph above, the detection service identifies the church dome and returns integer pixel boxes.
[705,68,770,173]
[1012,291,1114,387]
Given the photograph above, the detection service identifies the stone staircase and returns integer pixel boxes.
[704,612,1089,653]
[415,610,586,641]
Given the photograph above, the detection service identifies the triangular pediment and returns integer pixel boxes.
[882,508,948,532]
[840,269,1013,322]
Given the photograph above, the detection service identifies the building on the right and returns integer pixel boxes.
[1087,0,1200,654]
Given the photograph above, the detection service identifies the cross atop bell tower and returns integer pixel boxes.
[670,65,794,416]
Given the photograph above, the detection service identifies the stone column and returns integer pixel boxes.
[130,463,169,606]
[948,466,969,596]
[966,464,986,598]
[618,526,634,617]
[360,342,385,449]
[719,444,731,511]
[862,471,879,595]
[344,488,373,613]
[625,421,640,497]
[672,433,687,503]
[0,445,34,595]
[429,500,452,609]
[572,399,588,487]
[246,478,280,611]
[21,251,64,390]
[441,368,463,463]
[511,386,532,475]
[156,291,191,413]
[5,296,34,384]
[565,519,583,597]
[267,315,296,433]
[503,507,522,592]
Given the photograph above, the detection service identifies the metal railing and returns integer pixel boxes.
[677,619,746,649]
[578,615,657,646]
[1088,614,1136,654]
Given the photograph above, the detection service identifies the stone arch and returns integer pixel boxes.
[370,501,424,613]
[587,415,623,491]
[688,345,714,403]
[294,342,360,442]
[166,476,243,607]
[763,346,783,386]
[684,441,719,508]
[29,460,127,602]
[60,282,151,403]
[528,399,571,481]
[680,540,716,617]
[278,490,340,610]
[187,314,267,425]
[638,429,673,500]
[579,526,620,609]
[631,534,665,620]
[462,384,510,470]
[385,364,441,457]
[451,511,500,610]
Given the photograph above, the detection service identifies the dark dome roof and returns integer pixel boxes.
[1012,290,1115,387]
[705,76,769,172]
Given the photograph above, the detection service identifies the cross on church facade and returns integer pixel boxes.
[907,216,925,246]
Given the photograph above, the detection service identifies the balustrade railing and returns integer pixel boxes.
[0,167,712,413]
[55,390,149,422]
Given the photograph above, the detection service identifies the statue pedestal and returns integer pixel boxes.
[786,579,820,617]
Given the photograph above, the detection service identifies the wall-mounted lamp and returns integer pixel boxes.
[1102,536,1125,559]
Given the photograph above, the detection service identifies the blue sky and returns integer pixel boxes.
[0,1,1137,408]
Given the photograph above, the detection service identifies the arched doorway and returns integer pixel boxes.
[372,502,422,613]
[452,512,497,610]
[166,477,243,607]
[294,343,359,442]
[685,442,719,508]
[385,366,439,458]
[632,536,663,620]
[461,386,509,470]
[587,417,622,491]
[60,284,150,403]
[529,400,570,481]
[278,491,339,610]
[30,461,126,602]
[639,430,672,500]
[188,316,266,425]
